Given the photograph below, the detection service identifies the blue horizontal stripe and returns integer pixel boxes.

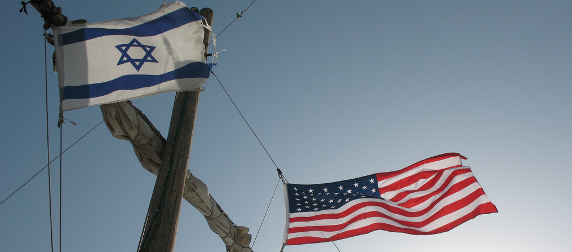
[62,62,210,100]
[60,7,202,45]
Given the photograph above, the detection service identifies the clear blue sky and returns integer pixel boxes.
[2,0,571,251]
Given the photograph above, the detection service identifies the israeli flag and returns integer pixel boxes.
[53,2,210,111]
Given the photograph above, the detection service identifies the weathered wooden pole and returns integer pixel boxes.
[138,8,214,252]
[29,0,68,28]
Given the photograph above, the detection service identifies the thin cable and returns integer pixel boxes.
[242,0,257,13]
[331,241,341,252]
[136,208,151,252]
[59,124,63,252]
[216,0,257,39]
[216,16,239,39]
[211,70,289,249]
[0,120,104,206]
[44,29,55,252]
[251,178,280,248]
[210,70,287,183]
[309,213,342,252]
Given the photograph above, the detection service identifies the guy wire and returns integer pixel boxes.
[44,29,55,252]
[210,70,287,183]
[0,120,104,206]
[216,0,258,39]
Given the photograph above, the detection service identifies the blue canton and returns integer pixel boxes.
[116,38,159,71]
[287,174,382,213]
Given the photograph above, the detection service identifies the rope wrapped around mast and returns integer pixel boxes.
[101,101,253,252]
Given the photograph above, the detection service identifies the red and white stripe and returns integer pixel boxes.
[284,153,497,245]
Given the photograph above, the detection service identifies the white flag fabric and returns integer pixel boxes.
[53,2,210,111]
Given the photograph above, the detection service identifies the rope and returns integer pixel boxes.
[216,0,258,39]
[251,178,280,248]
[136,208,151,252]
[211,70,292,250]
[212,68,340,251]
[44,29,55,252]
[0,120,104,206]
[58,124,63,252]
[331,241,341,252]
[210,70,287,183]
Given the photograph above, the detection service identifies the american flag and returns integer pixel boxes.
[284,153,497,245]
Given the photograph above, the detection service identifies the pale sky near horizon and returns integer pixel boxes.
[1,1,571,251]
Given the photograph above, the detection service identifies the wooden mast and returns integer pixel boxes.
[29,0,69,28]
[137,8,214,252]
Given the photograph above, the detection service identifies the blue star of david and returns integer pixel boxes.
[116,38,158,71]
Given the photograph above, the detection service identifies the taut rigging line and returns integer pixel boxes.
[0,120,104,206]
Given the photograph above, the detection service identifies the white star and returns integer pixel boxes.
[297,208,302,211]
[323,187,328,192]
[347,189,352,194]
[294,187,298,191]
[308,188,314,193]
[329,199,334,203]
[338,185,344,191]
[295,193,299,196]
[362,186,368,190]
[354,182,359,187]
[371,188,376,193]
[303,195,308,199]
[345,198,350,202]
[369,178,374,184]
[312,198,317,201]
